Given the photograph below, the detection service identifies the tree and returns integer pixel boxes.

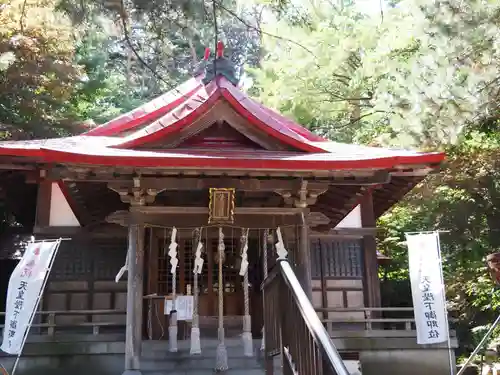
[251,0,500,356]
[252,0,500,147]
[58,0,264,91]
[0,0,83,138]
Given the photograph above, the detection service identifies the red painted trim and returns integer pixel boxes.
[218,77,326,143]
[113,83,222,149]
[0,147,42,157]
[85,79,202,137]
[37,148,445,170]
[110,77,327,153]
[219,86,325,153]
[0,140,445,172]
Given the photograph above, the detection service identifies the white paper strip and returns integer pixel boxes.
[115,252,128,283]
[1,240,61,354]
[406,232,448,345]
[169,227,178,274]
[193,240,204,275]
[275,227,288,260]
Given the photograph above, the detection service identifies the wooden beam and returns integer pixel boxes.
[131,206,304,215]
[106,209,302,229]
[124,224,145,372]
[108,177,316,192]
[33,224,127,237]
[360,192,381,309]
[317,239,328,320]
[35,181,52,227]
[0,163,35,170]
[310,227,378,238]
[49,171,390,187]
[296,211,313,300]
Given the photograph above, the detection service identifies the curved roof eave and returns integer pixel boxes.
[107,77,327,153]
[84,77,203,137]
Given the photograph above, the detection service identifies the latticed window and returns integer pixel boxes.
[50,239,127,281]
[311,238,363,279]
[209,238,241,294]
[157,235,243,296]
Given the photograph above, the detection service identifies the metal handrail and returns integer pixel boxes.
[277,259,350,375]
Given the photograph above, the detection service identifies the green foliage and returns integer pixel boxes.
[0,0,82,138]
[251,0,500,355]
[68,22,150,123]
[376,128,500,355]
[252,0,500,147]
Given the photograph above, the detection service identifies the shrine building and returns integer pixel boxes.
[0,43,455,375]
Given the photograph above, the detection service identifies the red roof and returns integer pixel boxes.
[0,74,444,171]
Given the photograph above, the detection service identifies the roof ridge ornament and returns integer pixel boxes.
[193,41,239,87]
[216,41,224,58]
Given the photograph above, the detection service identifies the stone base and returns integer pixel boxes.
[360,348,456,375]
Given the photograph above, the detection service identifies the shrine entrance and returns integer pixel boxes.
[145,227,267,339]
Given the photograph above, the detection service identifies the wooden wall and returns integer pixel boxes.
[42,237,128,326]
[310,236,367,330]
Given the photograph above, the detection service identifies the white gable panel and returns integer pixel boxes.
[336,205,362,228]
[49,183,80,227]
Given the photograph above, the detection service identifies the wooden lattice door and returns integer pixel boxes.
[146,228,289,339]
[154,232,244,318]
[207,238,243,317]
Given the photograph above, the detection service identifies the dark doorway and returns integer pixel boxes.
[0,259,17,324]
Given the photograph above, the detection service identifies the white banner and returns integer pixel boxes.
[406,232,448,345]
[1,240,61,354]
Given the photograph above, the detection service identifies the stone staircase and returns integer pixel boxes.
[140,338,281,375]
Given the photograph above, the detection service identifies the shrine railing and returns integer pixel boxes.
[262,259,350,375]
[0,306,454,342]
[317,307,415,333]
[317,307,456,336]
[0,310,126,337]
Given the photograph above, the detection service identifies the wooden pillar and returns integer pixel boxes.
[35,180,51,227]
[360,192,381,308]
[124,224,145,374]
[297,211,313,300]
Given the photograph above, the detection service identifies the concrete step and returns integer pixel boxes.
[140,357,263,371]
[141,370,266,375]
[141,338,261,359]
[140,339,282,374]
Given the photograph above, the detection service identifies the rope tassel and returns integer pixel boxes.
[168,227,179,353]
[215,227,228,371]
[190,228,203,355]
[240,228,253,357]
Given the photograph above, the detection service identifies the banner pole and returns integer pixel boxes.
[435,233,454,375]
[10,239,62,375]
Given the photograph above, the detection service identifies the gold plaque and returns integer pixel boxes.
[208,188,235,224]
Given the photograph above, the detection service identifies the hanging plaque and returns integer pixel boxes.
[164,295,194,321]
[208,188,235,224]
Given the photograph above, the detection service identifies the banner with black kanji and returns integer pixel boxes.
[406,232,448,345]
[1,240,60,354]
